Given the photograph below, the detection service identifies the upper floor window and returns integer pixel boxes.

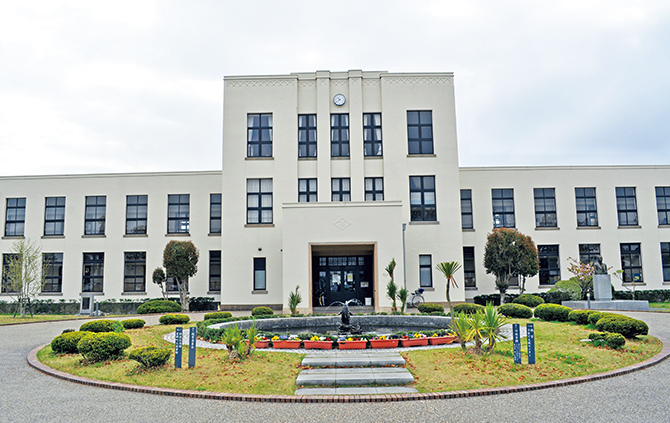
[126,195,147,235]
[363,113,382,156]
[620,243,643,282]
[538,245,560,285]
[410,176,436,221]
[209,251,221,292]
[331,178,351,202]
[84,196,106,236]
[44,197,65,236]
[42,253,63,293]
[575,187,598,227]
[82,252,104,292]
[579,244,600,265]
[298,114,317,158]
[365,177,384,201]
[616,187,638,226]
[330,114,350,157]
[247,179,273,224]
[492,189,515,228]
[298,179,317,203]
[123,252,146,293]
[247,113,272,157]
[463,246,476,288]
[656,187,670,225]
[534,188,557,228]
[460,189,473,229]
[210,194,222,234]
[407,111,433,155]
[419,255,432,287]
[167,194,190,234]
[5,198,26,237]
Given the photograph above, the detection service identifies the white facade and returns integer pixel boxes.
[1,70,669,312]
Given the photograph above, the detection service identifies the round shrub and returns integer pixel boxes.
[51,331,90,354]
[159,314,190,325]
[251,306,274,316]
[568,310,598,325]
[129,346,171,368]
[79,319,123,333]
[533,303,572,322]
[605,333,626,349]
[512,294,545,308]
[498,303,533,319]
[204,311,233,320]
[453,303,484,315]
[121,319,146,329]
[417,303,444,314]
[137,300,182,314]
[588,312,618,326]
[77,332,131,362]
[596,315,649,339]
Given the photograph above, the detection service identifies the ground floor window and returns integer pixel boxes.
[620,243,643,282]
[463,247,476,288]
[2,254,18,293]
[209,251,221,292]
[254,258,266,291]
[42,253,63,293]
[662,243,670,282]
[82,253,104,292]
[579,244,600,265]
[419,255,432,287]
[538,245,560,285]
[124,252,146,293]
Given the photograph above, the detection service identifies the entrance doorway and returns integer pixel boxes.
[311,244,375,308]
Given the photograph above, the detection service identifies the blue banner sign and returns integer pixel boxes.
[512,324,521,364]
[188,327,197,368]
[174,327,183,369]
[527,323,536,364]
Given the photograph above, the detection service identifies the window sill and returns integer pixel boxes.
[577,226,601,230]
[363,156,383,160]
[493,226,516,230]
[462,228,475,232]
[252,290,268,294]
[82,235,105,238]
[2,235,24,239]
[81,292,105,295]
[298,157,317,161]
[166,233,191,237]
[330,156,350,160]
[535,226,559,230]
[39,292,63,296]
[122,292,147,295]
[618,225,641,229]
[406,154,436,158]
[124,234,148,238]
[465,287,478,291]
[537,285,554,289]
[208,232,221,237]
[245,156,274,160]
[245,224,275,228]
[420,287,435,291]
[41,235,65,239]
[622,282,646,286]
[409,221,440,225]
[659,225,670,229]
[207,291,222,295]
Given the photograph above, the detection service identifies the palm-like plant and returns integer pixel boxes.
[385,258,398,312]
[466,311,486,355]
[288,285,302,315]
[435,261,462,320]
[220,324,245,360]
[481,303,508,352]
[451,312,471,351]
[397,288,409,314]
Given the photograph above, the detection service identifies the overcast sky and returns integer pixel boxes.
[1,1,669,176]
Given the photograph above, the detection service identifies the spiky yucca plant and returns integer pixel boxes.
[385,258,398,312]
[288,285,302,315]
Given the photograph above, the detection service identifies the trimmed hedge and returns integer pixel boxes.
[498,303,533,319]
[251,306,274,316]
[589,332,626,349]
[77,332,131,362]
[417,303,444,314]
[473,294,517,306]
[533,304,572,322]
[453,303,484,315]
[596,315,649,339]
[129,346,171,368]
[513,294,545,308]
[567,310,598,325]
[51,331,90,354]
[121,319,146,329]
[159,314,190,325]
[137,300,182,314]
[588,312,618,326]
[204,311,233,320]
[79,320,123,333]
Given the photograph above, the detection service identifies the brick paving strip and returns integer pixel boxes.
[27,335,670,403]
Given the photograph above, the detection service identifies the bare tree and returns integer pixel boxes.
[2,239,46,317]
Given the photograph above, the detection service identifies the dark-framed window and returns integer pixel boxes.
[538,245,560,285]
[210,194,221,234]
[44,197,65,236]
[167,194,190,234]
[42,253,63,293]
[656,187,670,225]
[166,276,186,292]
[84,196,106,235]
[247,113,272,157]
[579,244,601,265]
[5,198,26,237]
[410,176,436,221]
[253,257,266,291]
[331,178,351,202]
[661,243,670,282]
[330,114,350,157]
[575,187,598,227]
[298,179,317,203]
[407,111,433,155]
[123,252,146,293]
[82,252,104,292]
[463,246,476,288]
[1,254,18,293]
[492,189,515,228]
[365,177,384,201]
[620,243,643,282]
[298,114,317,158]
[209,251,221,292]
[126,195,147,235]
[247,179,273,224]
[534,188,557,228]
[616,187,638,226]
[419,255,432,287]
[461,189,473,229]
[363,113,383,156]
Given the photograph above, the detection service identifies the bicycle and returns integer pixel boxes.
[409,288,425,308]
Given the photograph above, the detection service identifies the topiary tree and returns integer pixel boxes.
[162,240,199,312]
[152,268,168,300]
[484,229,539,304]
[435,261,461,320]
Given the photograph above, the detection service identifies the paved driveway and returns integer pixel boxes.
[1,311,669,423]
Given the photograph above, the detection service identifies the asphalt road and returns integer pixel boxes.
[1,311,668,423]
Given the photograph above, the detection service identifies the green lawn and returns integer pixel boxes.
[649,303,670,311]
[0,314,90,325]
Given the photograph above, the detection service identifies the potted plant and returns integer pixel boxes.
[303,335,334,349]
[369,334,399,349]
[427,332,457,345]
[400,333,429,347]
[271,335,302,349]
[254,335,270,349]
[338,336,367,350]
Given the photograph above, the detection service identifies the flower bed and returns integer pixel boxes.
[400,334,429,347]
[303,336,334,349]
[337,338,367,349]
[428,335,456,345]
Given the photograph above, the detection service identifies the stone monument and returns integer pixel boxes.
[592,256,612,301]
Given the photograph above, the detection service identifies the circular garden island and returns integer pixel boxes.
[36,297,663,398]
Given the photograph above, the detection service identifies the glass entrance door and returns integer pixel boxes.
[313,255,373,307]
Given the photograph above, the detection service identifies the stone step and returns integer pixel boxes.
[295,386,418,395]
[295,367,414,387]
[301,352,406,368]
